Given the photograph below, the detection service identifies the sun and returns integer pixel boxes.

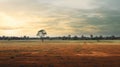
[0,12,26,36]
[0,12,25,27]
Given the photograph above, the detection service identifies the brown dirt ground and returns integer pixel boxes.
[0,41,120,67]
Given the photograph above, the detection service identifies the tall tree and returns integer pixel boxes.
[37,29,47,42]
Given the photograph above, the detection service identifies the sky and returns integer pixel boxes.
[0,0,120,37]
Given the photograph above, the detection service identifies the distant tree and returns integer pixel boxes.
[73,35,78,40]
[81,35,85,40]
[37,29,47,42]
[62,36,66,40]
[99,35,103,40]
[23,36,29,40]
[111,35,115,40]
[90,35,93,39]
[68,35,71,40]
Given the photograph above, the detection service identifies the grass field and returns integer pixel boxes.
[0,40,120,67]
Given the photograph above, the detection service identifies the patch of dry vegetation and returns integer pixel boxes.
[0,40,120,67]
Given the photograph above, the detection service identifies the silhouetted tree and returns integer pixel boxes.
[68,35,71,40]
[81,35,85,40]
[73,35,78,40]
[111,35,115,40]
[99,35,103,38]
[90,35,93,39]
[37,29,47,42]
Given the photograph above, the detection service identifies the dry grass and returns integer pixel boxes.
[0,40,120,67]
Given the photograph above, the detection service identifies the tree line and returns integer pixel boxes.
[0,29,119,40]
[0,35,120,40]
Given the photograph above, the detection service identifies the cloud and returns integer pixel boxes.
[0,0,119,36]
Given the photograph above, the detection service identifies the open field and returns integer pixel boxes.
[0,40,120,67]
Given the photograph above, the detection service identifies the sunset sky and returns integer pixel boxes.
[0,0,120,37]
